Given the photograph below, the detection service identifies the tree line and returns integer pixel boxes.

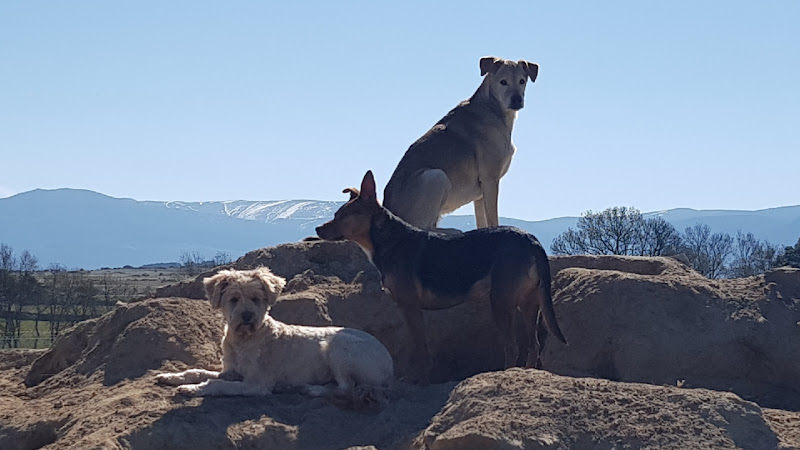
[0,244,151,348]
[0,244,233,348]
[550,207,800,278]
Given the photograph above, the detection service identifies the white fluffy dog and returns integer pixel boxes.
[156,267,394,401]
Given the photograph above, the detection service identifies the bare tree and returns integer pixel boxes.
[179,251,206,277]
[0,244,17,347]
[213,251,232,267]
[551,207,643,255]
[637,216,683,256]
[681,224,733,279]
[551,207,681,257]
[729,231,780,277]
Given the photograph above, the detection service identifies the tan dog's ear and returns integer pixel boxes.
[520,60,539,82]
[342,187,359,201]
[480,56,503,76]
[203,272,230,309]
[253,267,286,306]
[360,171,378,203]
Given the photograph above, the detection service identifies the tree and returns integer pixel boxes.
[213,251,232,266]
[179,251,206,277]
[551,207,681,257]
[681,224,733,279]
[728,231,780,277]
[638,216,684,257]
[0,244,18,347]
[775,238,800,268]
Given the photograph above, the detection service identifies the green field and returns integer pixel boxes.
[3,267,189,349]
[16,319,53,349]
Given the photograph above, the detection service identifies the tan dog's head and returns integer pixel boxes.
[203,267,286,338]
[479,56,539,111]
[315,171,381,258]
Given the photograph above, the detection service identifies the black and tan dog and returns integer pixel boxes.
[316,171,566,382]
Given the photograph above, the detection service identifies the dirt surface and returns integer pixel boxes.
[1,241,799,449]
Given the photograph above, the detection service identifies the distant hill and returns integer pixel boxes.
[0,188,797,269]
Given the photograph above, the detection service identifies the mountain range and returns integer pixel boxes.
[0,188,797,270]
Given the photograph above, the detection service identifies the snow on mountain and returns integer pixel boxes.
[1,188,798,269]
[157,200,342,229]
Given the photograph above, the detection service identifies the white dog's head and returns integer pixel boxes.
[203,267,286,338]
[479,56,539,111]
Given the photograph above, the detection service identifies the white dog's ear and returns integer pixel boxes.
[519,60,539,82]
[253,267,286,305]
[480,56,503,76]
[203,272,230,309]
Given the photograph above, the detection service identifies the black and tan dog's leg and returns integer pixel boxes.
[491,302,519,369]
[532,311,550,369]
[398,303,431,384]
[519,298,545,369]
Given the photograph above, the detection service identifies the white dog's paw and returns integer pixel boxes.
[156,373,185,386]
[176,384,203,397]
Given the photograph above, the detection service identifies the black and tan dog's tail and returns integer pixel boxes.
[536,253,567,345]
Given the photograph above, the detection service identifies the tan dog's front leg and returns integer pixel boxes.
[473,198,488,228]
[480,181,501,228]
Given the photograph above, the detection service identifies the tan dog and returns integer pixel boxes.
[156,267,394,403]
[384,56,539,231]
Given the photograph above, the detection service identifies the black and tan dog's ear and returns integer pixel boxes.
[203,272,230,309]
[360,171,377,202]
[480,56,503,76]
[342,187,359,201]
[520,60,539,82]
[253,267,286,306]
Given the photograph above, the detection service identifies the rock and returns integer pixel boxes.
[542,258,800,410]
[420,369,782,450]
[25,298,223,389]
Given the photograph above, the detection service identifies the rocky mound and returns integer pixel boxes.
[421,369,782,449]
[1,241,799,449]
[156,241,800,409]
[546,264,800,411]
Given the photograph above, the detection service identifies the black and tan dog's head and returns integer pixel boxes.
[203,267,286,338]
[315,171,381,258]
[479,56,539,111]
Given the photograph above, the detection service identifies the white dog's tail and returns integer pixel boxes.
[326,384,391,411]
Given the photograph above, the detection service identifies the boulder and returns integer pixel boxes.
[420,369,781,450]
[543,258,800,410]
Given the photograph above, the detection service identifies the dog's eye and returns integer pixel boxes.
[499,79,508,86]
[519,78,525,85]
[230,297,239,304]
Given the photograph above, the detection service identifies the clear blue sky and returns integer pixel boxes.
[1,1,798,221]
